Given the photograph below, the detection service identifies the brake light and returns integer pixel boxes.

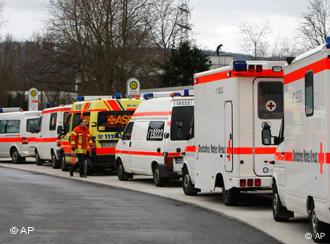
[247,179,253,187]
[256,65,263,72]
[22,137,28,144]
[248,65,255,72]
[240,179,246,187]
[255,179,261,187]
[56,136,61,147]
[164,156,173,171]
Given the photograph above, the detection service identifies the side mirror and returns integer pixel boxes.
[57,126,63,136]
[164,132,169,139]
[261,122,272,145]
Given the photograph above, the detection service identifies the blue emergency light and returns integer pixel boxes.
[77,96,84,101]
[233,60,247,72]
[114,92,122,99]
[326,36,330,49]
[143,93,154,100]
[184,89,189,96]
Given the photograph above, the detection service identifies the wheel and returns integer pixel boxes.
[182,167,198,196]
[223,185,240,206]
[84,158,93,176]
[35,150,43,166]
[117,160,130,181]
[272,183,293,222]
[152,164,165,187]
[11,148,22,164]
[51,151,60,169]
[309,201,330,243]
[60,153,69,171]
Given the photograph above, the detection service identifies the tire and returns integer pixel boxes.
[152,164,165,187]
[51,151,60,169]
[117,161,130,181]
[60,153,69,171]
[223,185,240,206]
[272,183,293,222]
[35,150,43,166]
[84,157,93,176]
[11,148,22,164]
[309,201,330,243]
[182,167,198,196]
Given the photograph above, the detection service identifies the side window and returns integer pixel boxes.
[72,113,81,130]
[122,122,134,140]
[49,113,57,131]
[305,71,314,117]
[0,120,6,134]
[6,120,20,133]
[147,121,164,141]
[258,82,284,119]
[27,118,41,133]
[64,114,72,134]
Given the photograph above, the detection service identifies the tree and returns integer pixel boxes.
[160,42,210,87]
[240,23,270,59]
[300,0,330,48]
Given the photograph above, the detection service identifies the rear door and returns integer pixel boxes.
[253,79,283,176]
[224,101,233,172]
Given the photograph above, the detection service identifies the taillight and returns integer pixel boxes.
[22,137,28,144]
[255,179,261,187]
[256,65,263,72]
[240,179,246,187]
[247,179,253,187]
[56,136,61,147]
[164,156,173,171]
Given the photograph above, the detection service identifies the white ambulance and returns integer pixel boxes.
[262,41,330,242]
[35,105,71,168]
[182,60,285,206]
[0,111,41,163]
[115,94,194,186]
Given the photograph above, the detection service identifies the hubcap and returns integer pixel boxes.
[312,209,318,234]
[154,168,159,184]
[273,194,279,215]
[183,174,190,188]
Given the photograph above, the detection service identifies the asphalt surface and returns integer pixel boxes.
[0,167,280,244]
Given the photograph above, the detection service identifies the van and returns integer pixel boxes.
[182,60,285,206]
[262,39,330,242]
[58,98,140,172]
[0,111,41,163]
[115,95,194,186]
[35,105,71,168]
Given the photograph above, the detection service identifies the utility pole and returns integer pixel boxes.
[177,0,191,43]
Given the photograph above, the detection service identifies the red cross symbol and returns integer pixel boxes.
[318,143,325,175]
[266,100,276,112]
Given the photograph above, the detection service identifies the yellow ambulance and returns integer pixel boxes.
[58,98,140,173]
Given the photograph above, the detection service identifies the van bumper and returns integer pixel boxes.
[90,153,116,169]
[158,164,182,179]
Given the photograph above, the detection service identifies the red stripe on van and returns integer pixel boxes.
[35,137,58,143]
[42,107,71,114]
[185,145,197,153]
[133,111,172,117]
[107,100,121,111]
[284,58,330,84]
[116,150,163,157]
[195,70,283,85]
[0,138,23,142]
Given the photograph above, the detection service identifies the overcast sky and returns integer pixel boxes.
[0,0,310,53]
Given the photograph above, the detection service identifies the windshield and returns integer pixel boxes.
[170,106,194,141]
[97,111,134,133]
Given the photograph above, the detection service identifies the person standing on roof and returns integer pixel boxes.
[70,117,93,178]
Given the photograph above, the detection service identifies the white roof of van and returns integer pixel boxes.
[0,111,41,119]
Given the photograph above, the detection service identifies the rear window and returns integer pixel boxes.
[258,82,283,119]
[170,106,194,141]
[97,111,134,133]
[27,118,41,133]
[49,113,57,131]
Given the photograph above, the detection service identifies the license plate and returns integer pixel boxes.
[101,142,116,148]
[175,157,183,164]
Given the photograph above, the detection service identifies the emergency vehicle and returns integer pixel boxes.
[35,105,71,168]
[115,94,194,186]
[58,98,140,173]
[262,40,330,242]
[182,60,285,206]
[0,111,41,163]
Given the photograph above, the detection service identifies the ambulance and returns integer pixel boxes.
[58,98,140,173]
[262,40,330,242]
[0,111,41,163]
[115,93,194,186]
[182,60,285,206]
[35,105,71,168]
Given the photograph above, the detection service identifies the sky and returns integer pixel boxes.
[0,0,310,53]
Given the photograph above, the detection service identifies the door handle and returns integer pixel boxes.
[129,142,132,147]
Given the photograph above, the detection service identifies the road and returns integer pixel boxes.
[0,167,279,244]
